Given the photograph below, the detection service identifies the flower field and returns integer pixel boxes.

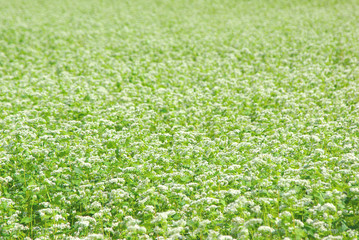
[1,0,359,239]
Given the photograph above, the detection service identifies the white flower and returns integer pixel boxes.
[151,210,176,223]
[321,203,337,212]
[244,218,263,227]
[144,205,155,213]
[84,234,105,240]
[218,235,234,240]
[124,216,141,226]
[322,236,343,240]
[52,214,65,222]
[0,198,15,206]
[258,226,274,233]
[127,224,146,233]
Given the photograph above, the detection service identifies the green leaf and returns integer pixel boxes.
[21,217,32,224]
[74,167,83,175]
[294,228,306,239]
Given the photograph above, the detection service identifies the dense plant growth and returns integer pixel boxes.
[1,0,359,239]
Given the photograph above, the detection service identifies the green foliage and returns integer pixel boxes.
[1,0,359,239]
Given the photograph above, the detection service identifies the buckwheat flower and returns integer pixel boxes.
[218,235,234,240]
[258,226,274,233]
[84,233,104,240]
[39,202,51,208]
[76,216,96,226]
[321,203,337,213]
[324,191,333,199]
[127,224,146,233]
[34,236,50,240]
[81,162,92,168]
[283,189,297,198]
[251,205,261,214]
[144,205,155,213]
[104,227,114,233]
[38,208,57,217]
[93,211,105,218]
[258,198,272,205]
[167,226,184,235]
[226,165,241,171]
[279,211,292,218]
[151,210,176,223]
[125,216,141,226]
[44,178,56,186]
[78,220,90,228]
[0,198,15,206]
[53,223,70,230]
[199,220,211,228]
[89,201,102,209]
[205,205,219,213]
[53,214,65,222]
[154,226,164,234]
[0,176,12,184]
[232,217,244,224]
[294,219,304,228]
[157,185,168,191]
[224,202,238,214]
[172,219,186,227]
[313,221,327,231]
[168,233,182,240]
[108,177,125,185]
[322,236,343,240]
[244,218,263,227]
[138,196,150,205]
[346,229,357,238]
[111,189,130,199]
[112,221,120,228]
[238,227,249,237]
[242,211,250,217]
[13,223,29,231]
